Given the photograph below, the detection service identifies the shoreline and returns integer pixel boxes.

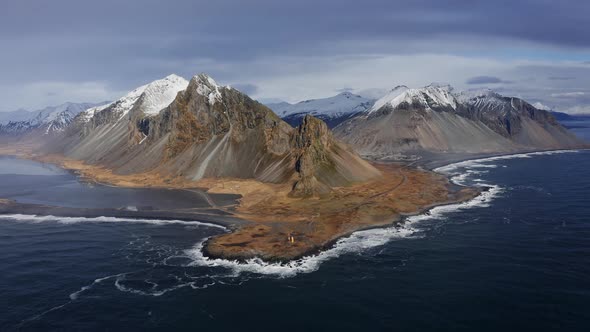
[3,147,576,262]
[414,148,589,170]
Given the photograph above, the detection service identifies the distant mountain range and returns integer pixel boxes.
[0,109,36,125]
[2,76,586,175]
[0,102,110,136]
[266,92,374,128]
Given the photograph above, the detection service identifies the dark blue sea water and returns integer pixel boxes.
[1,147,590,331]
[562,119,590,142]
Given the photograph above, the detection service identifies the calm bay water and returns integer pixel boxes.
[1,146,589,331]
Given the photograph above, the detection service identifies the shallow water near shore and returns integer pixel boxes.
[1,150,590,331]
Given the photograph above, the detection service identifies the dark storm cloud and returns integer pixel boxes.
[466,76,510,85]
[2,0,590,109]
[3,1,590,72]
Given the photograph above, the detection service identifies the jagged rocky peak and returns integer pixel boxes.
[189,73,224,105]
[290,115,338,197]
[290,114,381,198]
[457,88,502,102]
[292,114,333,149]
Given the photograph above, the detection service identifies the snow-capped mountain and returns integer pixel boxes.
[0,102,109,136]
[78,74,189,124]
[369,84,457,114]
[456,89,509,114]
[266,92,375,128]
[334,84,585,159]
[0,109,35,125]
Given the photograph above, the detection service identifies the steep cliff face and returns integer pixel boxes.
[44,74,380,197]
[290,115,379,197]
[138,74,295,183]
[334,85,585,159]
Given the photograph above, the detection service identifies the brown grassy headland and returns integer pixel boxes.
[0,144,478,261]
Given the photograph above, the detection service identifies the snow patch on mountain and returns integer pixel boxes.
[457,89,511,113]
[370,85,409,112]
[0,109,35,125]
[0,102,109,135]
[139,74,189,115]
[193,73,223,105]
[268,92,375,119]
[369,84,457,113]
[79,74,189,124]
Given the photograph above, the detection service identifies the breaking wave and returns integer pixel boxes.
[0,214,227,230]
[434,150,580,175]
[185,224,418,278]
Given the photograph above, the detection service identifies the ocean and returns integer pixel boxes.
[1,146,589,331]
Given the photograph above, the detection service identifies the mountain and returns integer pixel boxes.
[45,74,379,197]
[267,92,375,128]
[0,102,109,136]
[0,109,36,125]
[334,85,585,159]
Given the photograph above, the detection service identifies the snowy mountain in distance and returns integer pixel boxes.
[0,109,36,125]
[369,83,457,114]
[78,74,189,124]
[456,88,509,113]
[266,91,375,128]
[0,102,110,136]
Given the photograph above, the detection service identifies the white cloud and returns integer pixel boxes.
[0,81,121,111]
[550,92,586,98]
[561,105,590,114]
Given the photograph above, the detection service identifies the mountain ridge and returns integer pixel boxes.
[0,102,110,136]
[334,84,586,159]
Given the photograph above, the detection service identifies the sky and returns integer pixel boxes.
[2,0,590,113]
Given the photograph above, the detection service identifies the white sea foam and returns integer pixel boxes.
[69,273,126,300]
[0,214,227,230]
[185,224,418,278]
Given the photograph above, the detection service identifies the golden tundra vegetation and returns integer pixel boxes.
[0,142,478,261]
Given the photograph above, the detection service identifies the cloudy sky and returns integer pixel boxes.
[2,0,590,113]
